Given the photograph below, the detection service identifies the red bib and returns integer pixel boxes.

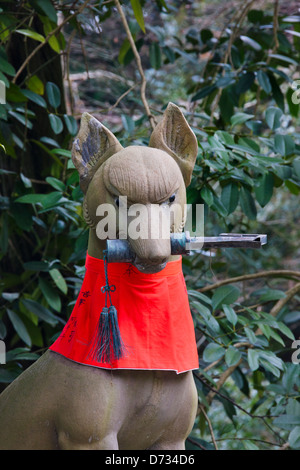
[49,254,199,374]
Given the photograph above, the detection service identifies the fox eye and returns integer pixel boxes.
[169,194,176,204]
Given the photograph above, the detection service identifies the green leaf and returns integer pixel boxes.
[0,368,21,384]
[0,71,9,88]
[6,309,31,347]
[26,75,44,95]
[63,114,78,136]
[149,42,162,69]
[200,187,213,206]
[46,176,65,191]
[118,38,132,65]
[259,351,284,370]
[259,289,286,302]
[130,0,145,33]
[203,343,225,363]
[269,53,298,65]
[277,322,294,341]
[287,87,299,118]
[188,290,212,305]
[254,173,274,207]
[270,74,284,111]
[39,191,63,210]
[121,114,135,134]
[235,72,255,95]
[215,130,235,146]
[230,112,254,127]
[162,45,175,63]
[274,134,295,156]
[240,186,257,220]
[0,57,15,76]
[247,348,260,371]
[21,298,62,326]
[51,148,72,158]
[257,70,272,94]
[15,194,45,204]
[16,191,62,210]
[46,82,61,108]
[248,9,264,23]
[36,0,57,23]
[20,172,32,188]
[211,194,228,217]
[49,114,63,134]
[23,261,49,271]
[293,158,300,179]
[211,285,240,311]
[265,106,283,130]
[282,364,299,392]
[42,19,61,53]
[2,292,19,302]
[285,179,300,195]
[257,322,272,339]
[244,327,257,345]
[6,348,39,362]
[240,35,262,50]
[273,414,300,429]
[191,301,220,333]
[21,89,47,108]
[16,29,45,43]
[222,304,238,326]
[49,269,68,294]
[225,346,242,366]
[192,84,217,102]
[39,277,61,313]
[268,328,285,347]
[221,183,239,214]
[8,111,33,129]
[289,426,300,449]
[40,137,60,148]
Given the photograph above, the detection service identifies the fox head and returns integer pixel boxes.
[72,103,198,273]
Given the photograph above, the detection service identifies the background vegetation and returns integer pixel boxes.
[0,0,300,450]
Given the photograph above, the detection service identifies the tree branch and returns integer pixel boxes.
[13,0,91,84]
[114,0,157,130]
[199,270,300,293]
[199,403,218,450]
[270,282,300,317]
[206,358,243,405]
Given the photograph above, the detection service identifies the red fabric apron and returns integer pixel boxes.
[49,254,199,374]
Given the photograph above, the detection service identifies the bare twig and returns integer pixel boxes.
[271,0,279,53]
[65,28,77,115]
[13,0,91,84]
[199,270,300,293]
[186,436,207,450]
[199,403,218,450]
[106,84,137,112]
[114,0,157,130]
[202,341,252,372]
[215,437,283,448]
[206,358,243,405]
[270,282,300,317]
[209,0,256,123]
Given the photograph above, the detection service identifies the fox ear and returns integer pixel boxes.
[72,113,123,193]
[149,103,198,187]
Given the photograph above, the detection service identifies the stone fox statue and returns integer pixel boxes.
[0,103,199,450]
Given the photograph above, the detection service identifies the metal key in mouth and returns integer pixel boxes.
[105,232,267,263]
